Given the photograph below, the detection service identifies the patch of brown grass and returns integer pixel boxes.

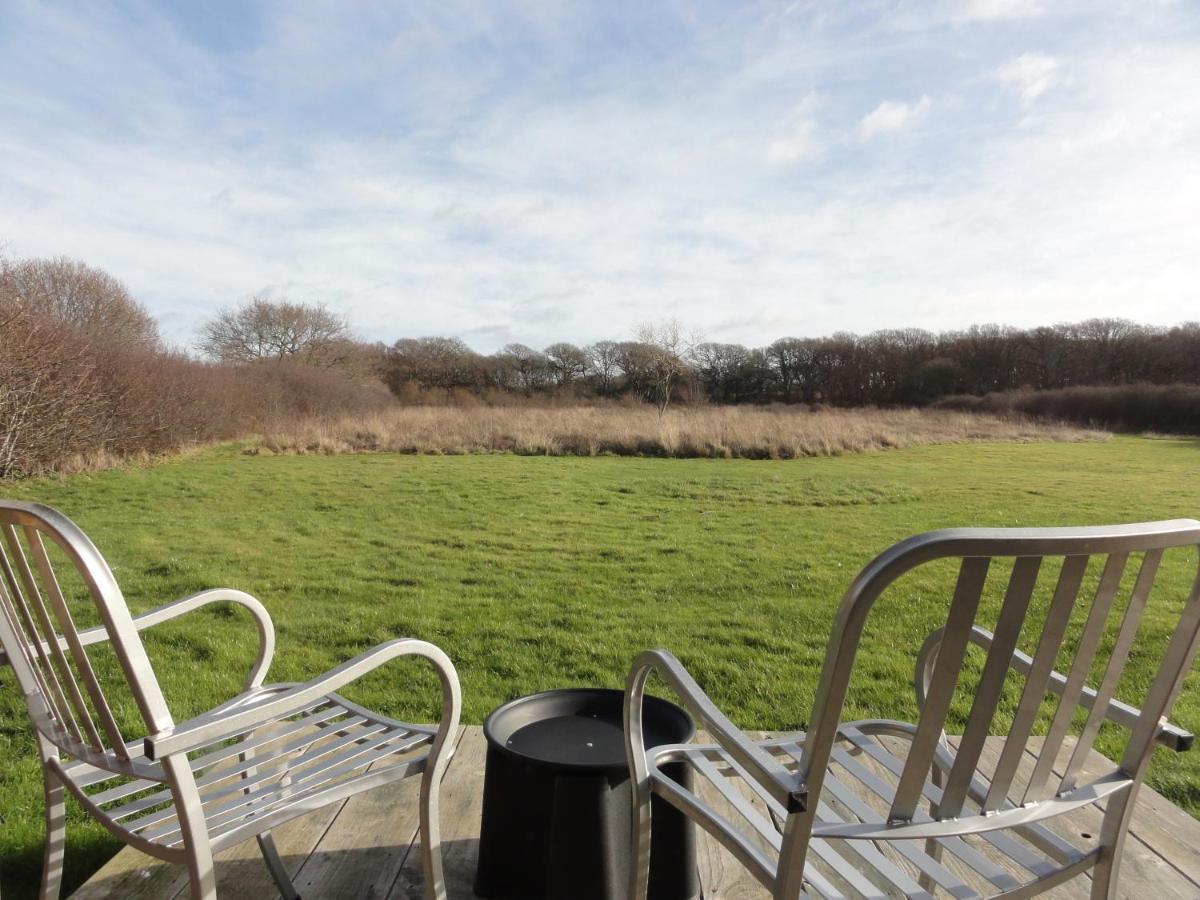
[252,405,1105,460]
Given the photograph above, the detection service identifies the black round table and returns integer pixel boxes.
[474,688,699,900]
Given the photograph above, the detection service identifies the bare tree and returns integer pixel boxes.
[0,298,106,477]
[635,319,692,415]
[586,340,622,395]
[543,342,589,386]
[0,255,159,347]
[498,343,552,393]
[387,336,483,392]
[199,296,350,368]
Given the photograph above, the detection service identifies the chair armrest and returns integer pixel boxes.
[916,625,1194,752]
[625,649,807,814]
[144,637,459,761]
[0,589,276,691]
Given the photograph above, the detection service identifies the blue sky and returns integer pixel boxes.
[1,1,1197,351]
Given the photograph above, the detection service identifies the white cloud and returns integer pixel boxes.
[763,96,820,165]
[858,95,932,140]
[954,0,1045,23]
[764,128,814,165]
[996,52,1061,103]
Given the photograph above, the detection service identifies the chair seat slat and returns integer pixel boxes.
[772,740,977,898]
[139,724,430,843]
[837,728,1062,880]
[685,750,783,852]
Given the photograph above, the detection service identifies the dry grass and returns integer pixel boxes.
[252,404,1104,460]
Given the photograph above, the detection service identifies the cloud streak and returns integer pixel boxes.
[859,95,933,140]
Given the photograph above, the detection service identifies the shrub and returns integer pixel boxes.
[935,384,1200,435]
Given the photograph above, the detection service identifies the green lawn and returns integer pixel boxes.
[2,436,1200,895]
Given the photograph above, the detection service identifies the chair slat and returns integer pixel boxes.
[983,554,1088,811]
[939,556,1041,819]
[26,528,129,759]
[1023,552,1128,804]
[0,567,71,731]
[707,742,925,899]
[700,748,902,900]
[145,725,423,843]
[1118,582,1200,773]
[686,750,783,852]
[779,742,975,898]
[889,556,990,823]
[1060,550,1160,793]
[1,525,97,747]
[839,727,1064,880]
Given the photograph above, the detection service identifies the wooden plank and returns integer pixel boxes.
[386,726,488,900]
[1025,736,1200,891]
[691,730,773,900]
[289,727,467,900]
[67,803,345,900]
[963,735,1200,899]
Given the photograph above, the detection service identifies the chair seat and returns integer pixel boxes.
[61,687,437,855]
[649,720,1097,900]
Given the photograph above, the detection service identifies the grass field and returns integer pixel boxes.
[2,436,1199,895]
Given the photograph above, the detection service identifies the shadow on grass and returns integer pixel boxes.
[2,831,120,899]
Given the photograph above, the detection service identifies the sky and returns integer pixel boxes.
[1,1,1198,352]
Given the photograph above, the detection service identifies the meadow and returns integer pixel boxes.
[253,403,1095,458]
[2,435,1199,895]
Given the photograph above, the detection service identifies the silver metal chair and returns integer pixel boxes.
[0,501,461,900]
[626,521,1200,899]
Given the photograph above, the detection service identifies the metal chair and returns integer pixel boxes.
[0,501,461,900]
[625,520,1200,899]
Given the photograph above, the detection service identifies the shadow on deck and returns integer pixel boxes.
[70,727,1200,899]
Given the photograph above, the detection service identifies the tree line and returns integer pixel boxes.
[4,249,1199,474]
[372,320,1200,409]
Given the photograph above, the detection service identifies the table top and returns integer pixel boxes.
[483,687,694,771]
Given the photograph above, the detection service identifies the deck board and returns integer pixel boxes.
[71,728,1200,899]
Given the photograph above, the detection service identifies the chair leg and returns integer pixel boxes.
[1090,842,1121,900]
[39,768,67,900]
[419,763,448,900]
[1091,789,1138,900]
[162,755,217,900]
[628,779,653,900]
[258,832,301,900]
[920,765,945,893]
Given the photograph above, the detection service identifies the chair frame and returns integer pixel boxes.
[626,520,1200,900]
[0,501,461,900]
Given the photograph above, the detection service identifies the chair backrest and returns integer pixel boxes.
[0,501,174,768]
[797,520,1200,826]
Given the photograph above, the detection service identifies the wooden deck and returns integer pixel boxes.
[71,727,1200,899]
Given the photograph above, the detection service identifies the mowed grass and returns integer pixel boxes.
[2,436,1200,895]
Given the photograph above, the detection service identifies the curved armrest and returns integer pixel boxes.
[1,589,276,691]
[145,637,460,761]
[625,649,807,814]
[916,625,1193,752]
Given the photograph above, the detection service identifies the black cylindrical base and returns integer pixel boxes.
[474,689,699,900]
